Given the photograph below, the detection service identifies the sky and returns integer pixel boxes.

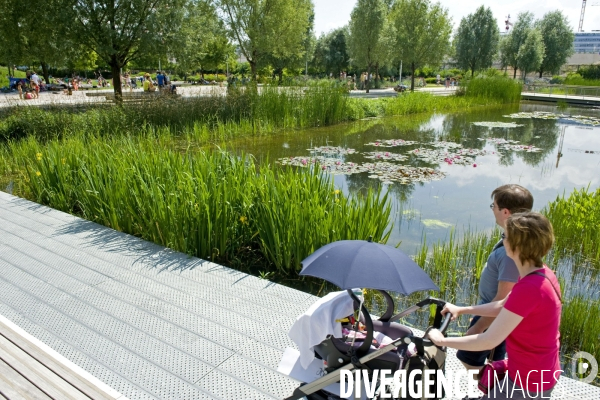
[313,0,600,37]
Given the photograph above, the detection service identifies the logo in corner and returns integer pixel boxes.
[571,351,598,384]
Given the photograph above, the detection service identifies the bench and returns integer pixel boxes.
[85,91,181,102]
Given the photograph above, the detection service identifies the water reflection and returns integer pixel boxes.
[226,103,600,253]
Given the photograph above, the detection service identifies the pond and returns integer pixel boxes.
[225,102,600,384]
[226,103,600,254]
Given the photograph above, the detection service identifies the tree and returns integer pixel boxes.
[0,0,72,83]
[454,6,499,77]
[68,0,186,101]
[312,28,350,77]
[170,1,232,80]
[347,0,386,93]
[516,28,545,81]
[268,7,314,84]
[536,11,574,78]
[388,0,452,91]
[219,0,313,81]
[504,12,535,79]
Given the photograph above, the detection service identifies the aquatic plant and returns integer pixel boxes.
[464,76,522,103]
[543,187,600,267]
[10,134,393,276]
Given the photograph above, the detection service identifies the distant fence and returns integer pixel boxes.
[522,84,600,99]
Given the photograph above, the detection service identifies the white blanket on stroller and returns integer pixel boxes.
[289,290,355,369]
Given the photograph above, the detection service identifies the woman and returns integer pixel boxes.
[429,212,562,399]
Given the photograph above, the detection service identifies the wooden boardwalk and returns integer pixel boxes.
[0,314,126,399]
[0,191,599,399]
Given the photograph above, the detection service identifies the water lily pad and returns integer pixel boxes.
[422,219,453,229]
[411,147,485,165]
[482,138,542,152]
[363,151,408,162]
[473,121,524,128]
[307,146,357,155]
[504,112,600,127]
[366,139,418,147]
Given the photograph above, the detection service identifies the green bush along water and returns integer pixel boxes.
[4,134,391,275]
[0,80,517,144]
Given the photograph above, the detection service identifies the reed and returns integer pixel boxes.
[464,76,522,103]
[543,187,600,268]
[5,133,392,275]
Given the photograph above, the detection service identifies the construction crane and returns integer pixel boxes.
[579,1,600,32]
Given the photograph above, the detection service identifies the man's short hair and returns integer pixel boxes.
[492,184,533,214]
[505,212,554,268]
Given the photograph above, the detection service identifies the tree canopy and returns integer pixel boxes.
[347,0,387,92]
[503,12,535,79]
[219,0,313,80]
[388,0,452,91]
[312,28,350,77]
[454,6,499,77]
[68,0,186,99]
[536,11,574,77]
[516,28,545,80]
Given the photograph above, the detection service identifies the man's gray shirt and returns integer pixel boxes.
[478,240,520,304]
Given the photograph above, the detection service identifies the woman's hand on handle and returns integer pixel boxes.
[427,329,445,346]
[441,302,463,321]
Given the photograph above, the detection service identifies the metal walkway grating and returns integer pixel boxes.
[0,191,598,399]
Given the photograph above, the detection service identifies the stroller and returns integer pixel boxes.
[278,239,451,400]
[283,290,451,400]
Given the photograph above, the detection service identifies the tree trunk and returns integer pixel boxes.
[411,63,415,92]
[110,58,123,103]
[250,58,257,81]
[366,64,371,93]
[538,70,543,78]
[41,62,50,84]
[471,67,475,77]
[513,67,517,79]
[278,69,283,85]
[375,63,379,89]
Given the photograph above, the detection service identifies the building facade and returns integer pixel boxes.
[573,32,600,54]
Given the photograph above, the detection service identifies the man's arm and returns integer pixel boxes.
[466,280,515,335]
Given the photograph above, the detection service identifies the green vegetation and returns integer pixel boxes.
[0,81,517,143]
[388,0,452,91]
[463,75,523,103]
[563,74,600,87]
[1,133,391,275]
[454,6,499,77]
[544,187,600,266]
[535,11,574,78]
[347,0,387,93]
[403,188,600,370]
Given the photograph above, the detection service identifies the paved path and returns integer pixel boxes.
[0,191,598,399]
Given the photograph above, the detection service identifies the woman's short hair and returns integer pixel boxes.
[492,184,534,214]
[505,212,554,267]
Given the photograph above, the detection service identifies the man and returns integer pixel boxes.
[156,71,165,90]
[456,184,534,374]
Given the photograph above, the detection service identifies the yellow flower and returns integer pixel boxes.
[334,189,340,195]
[335,198,339,203]
[36,152,42,161]
[61,158,66,164]
[36,171,41,176]
[239,216,248,225]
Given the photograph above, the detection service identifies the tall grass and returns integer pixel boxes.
[0,80,522,145]
[464,76,522,103]
[407,188,600,373]
[543,187,600,267]
[4,133,392,275]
